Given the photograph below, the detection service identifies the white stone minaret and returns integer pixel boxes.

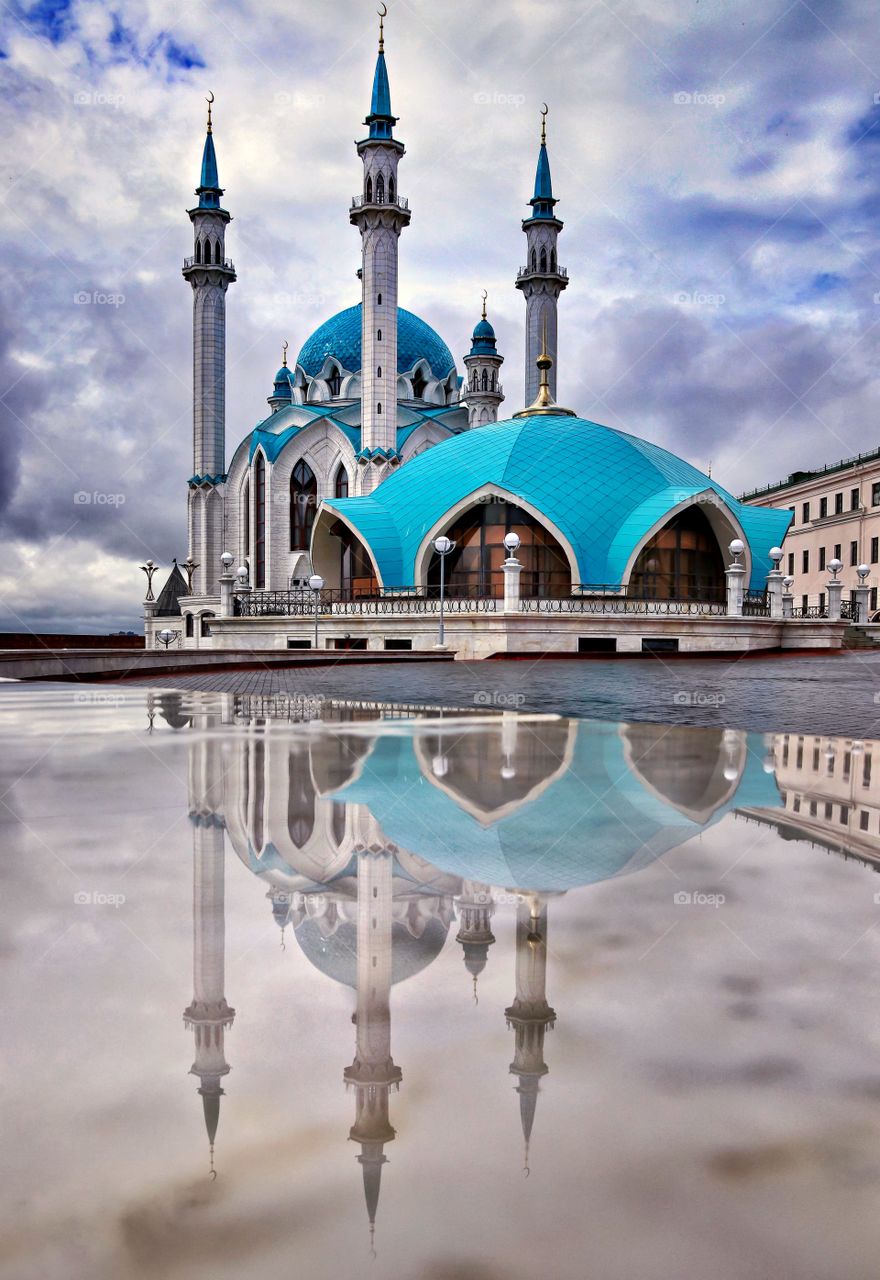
[343,850,402,1248]
[349,12,410,495]
[505,896,556,1174]
[182,96,236,596]
[462,293,505,428]
[455,880,496,999]
[183,709,234,1176]
[515,107,567,406]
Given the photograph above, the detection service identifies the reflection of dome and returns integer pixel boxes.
[296,304,455,379]
[621,725,743,824]
[295,913,449,987]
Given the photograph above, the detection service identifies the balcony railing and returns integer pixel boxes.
[234,588,496,617]
[350,194,410,211]
[183,256,236,272]
[516,264,568,279]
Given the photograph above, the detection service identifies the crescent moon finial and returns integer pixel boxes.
[481,289,488,320]
[540,102,548,143]
[378,3,387,50]
[282,339,288,366]
[206,91,214,133]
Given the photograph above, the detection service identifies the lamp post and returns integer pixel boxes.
[827,557,843,622]
[502,530,522,615]
[782,574,794,620]
[766,545,784,620]
[855,563,870,624]
[156,628,179,650]
[726,539,746,618]
[433,535,456,647]
[308,574,324,650]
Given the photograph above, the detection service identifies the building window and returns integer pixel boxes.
[326,367,342,396]
[851,541,858,566]
[864,753,872,787]
[834,543,842,561]
[819,547,826,571]
[873,481,880,506]
[819,497,828,518]
[873,587,878,611]
[377,402,382,414]
[254,453,266,588]
[389,175,395,203]
[377,328,382,341]
[366,175,372,201]
[840,805,849,824]
[185,614,194,637]
[242,478,250,557]
[335,464,349,499]
[376,173,385,203]
[428,500,573,600]
[787,552,794,575]
[290,460,317,550]
[873,536,879,564]
[802,501,810,523]
[835,492,844,515]
[861,810,870,831]
[802,594,808,612]
[200,612,214,638]
[412,368,427,399]
[802,549,809,573]
[819,591,825,611]
[540,247,548,272]
[851,488,860,510]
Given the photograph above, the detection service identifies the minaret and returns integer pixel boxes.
[183,717,234,1176]
[343,850,402,1249]
[515,106,567,405]
[505,896,556,1174]
[349,9,411,494]
[462,292,505,428]
[455,880,496,1000]
[182,95,236,596]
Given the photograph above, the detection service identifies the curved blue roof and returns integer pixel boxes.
[296,304,456,379]
[322,414,792,590]
[469,317,498,356]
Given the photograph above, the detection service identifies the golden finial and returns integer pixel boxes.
[513,315,576,418]
[481,289,488,321]
[540,102,548,145]
[378,3,387,51]
[708,459,712,478]
[282,339,288,367]
[206,91,214,134]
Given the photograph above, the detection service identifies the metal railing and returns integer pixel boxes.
[789,599,860,621]
[521,596,727,616]
[743,589,770,617]
[350,194,410,211]
[234,588,497,617]
[183,255,236,272]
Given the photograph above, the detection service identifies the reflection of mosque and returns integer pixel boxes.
[738,733,880,868]
[166,692,781,1238]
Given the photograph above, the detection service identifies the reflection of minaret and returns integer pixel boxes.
[455,880,496,1001]
[505,896,555,1173]
[343,851,402,1247]
[183,718,234,1176]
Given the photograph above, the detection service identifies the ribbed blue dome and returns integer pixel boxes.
[273,366,294,385]
[470,317,497,356]
[296,304,455,379]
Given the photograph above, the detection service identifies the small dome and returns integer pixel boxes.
[469,317,497,356]
[297,304,455,379]
[295,913,449,987]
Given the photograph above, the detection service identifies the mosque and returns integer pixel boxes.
[143,15,858,657]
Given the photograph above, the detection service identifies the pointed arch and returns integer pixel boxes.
[334,462,350,499]
[253,451,267,588]
[619,490,750,599]
[389,174,395,203]
[550,248,556,272]
[290,458,317,550]
[539,246,548,273]
[376,172,385,203]
[194,239,202,263]
[366,174,373,202]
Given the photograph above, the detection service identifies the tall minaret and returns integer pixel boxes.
[343,851,402,1249]
[455,880,497,999]
[350,10,411,494]
[462,293,505,428]
[183,714,234,1176]
[182,95,236,596]
[515,106,567,406]
[505,896,556,1174]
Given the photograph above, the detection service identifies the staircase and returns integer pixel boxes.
[844,624,880,649]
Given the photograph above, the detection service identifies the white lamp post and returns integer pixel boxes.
[433,535,456,647]
[766,546,784,619]
[826,557,844,621]
[726,539,746,618]
[854,564,871,625]
[502,530,522,614]
[308,573,324,650]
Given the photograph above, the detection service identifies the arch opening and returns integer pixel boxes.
[426,499,571,599]
[290,460,318,551]
[629,505,725,601]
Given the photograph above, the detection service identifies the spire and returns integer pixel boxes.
[365,5,397,139]
[513,317,575,417]
[528,104,558,221]
[197,92,223,209]
[469,290,498,356]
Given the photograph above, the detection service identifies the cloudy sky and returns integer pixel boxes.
[2,0,880,631]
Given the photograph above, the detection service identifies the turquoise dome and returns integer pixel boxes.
[469,317,497,356]
[296,304,455,379]
[274,365,294,384]
[323,413,792,590]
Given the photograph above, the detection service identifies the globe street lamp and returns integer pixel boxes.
[308,574,325,650]
[433,535,456,647]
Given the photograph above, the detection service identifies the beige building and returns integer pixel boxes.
[741,448,880,615]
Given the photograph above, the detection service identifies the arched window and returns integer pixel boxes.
[427,500,571,599]
[550,248,557,272]
[490,370,496,390]
[389,174,395,203]
[366,175,373,202]
[331,802,346,847]
[334,465,349,499]
[471,368,478,390]
[242,477,250,557]
[200,612,215,637]
[540,247,548,273]
[185,613,194,637]
[194,240,201,263]
[333,523,379,598]
[376,173,385,203]
[377,365,382,378]
[377,292,382,305]
[254,454,266,588]
[287,751,315,847]
[481,368,488,390]
[530,248,537,271]
[412,368,427,399]
[290,459,317,550]
[326,366,342,396]
[629,507,726,602]
[377,328,382,341]
[377,402,382,414]
[215,240,222,264]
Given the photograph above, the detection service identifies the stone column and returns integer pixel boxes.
[853,582,870,625]
[827,577,843,622]
[503,557,522,615]
[782,588,794,620]
[219,570,235,618]
[766,569,784,620]
[725,562,745,618]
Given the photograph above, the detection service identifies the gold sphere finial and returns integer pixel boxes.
[282,339,289,367]
[206,90,214,134]
[540,102,548,145]
[378,2,387,51]
[481,289,488,321]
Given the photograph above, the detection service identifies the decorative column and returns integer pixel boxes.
[766,547,784,620]
[219,552,235,618]
[503,552,522,615]
[725,539,746,618]
[782,576,794,619]
[826,557,843,621]
[854,565,871,625]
